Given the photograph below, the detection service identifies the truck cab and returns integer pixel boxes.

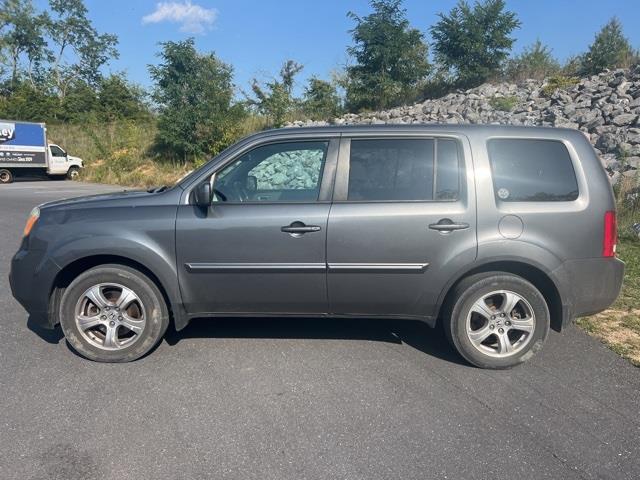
[47,143,84,179]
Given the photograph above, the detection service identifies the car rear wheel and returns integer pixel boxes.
[444,272,549,369]
[59,265,169,362]
[0,169,13,184]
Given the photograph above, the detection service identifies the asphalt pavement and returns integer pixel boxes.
[0,179,638,480]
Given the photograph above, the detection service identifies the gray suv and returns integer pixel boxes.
[9,125,624,368]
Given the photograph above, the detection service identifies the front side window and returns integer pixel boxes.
[50,145,66,157]
[347,138,461,201]
[487,139,579,202]
[213,141,328,203]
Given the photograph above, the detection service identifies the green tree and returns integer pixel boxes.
[345,0,430,111]
[149,38,245,162]
[59,78,98,121]
[431,0,520,88]
[0,80,57,120]
[96,75,148,121]
[505,40,560,82]
[302,77,342,120]
[250,60,303,127]
[580,17,638,75]
[47,0,118,96]
[0,0,50,88]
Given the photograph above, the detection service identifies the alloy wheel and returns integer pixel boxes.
[74,283,146,350]
[465,290,536,357]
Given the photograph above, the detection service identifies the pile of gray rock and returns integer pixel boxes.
[251,149,323,190]
[292,66,640,186]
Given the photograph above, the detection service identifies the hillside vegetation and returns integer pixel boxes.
[47,117,267,188]
[47,121,189,188]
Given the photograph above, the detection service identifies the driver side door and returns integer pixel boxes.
[176,137,338,316]
[48,144,68,174]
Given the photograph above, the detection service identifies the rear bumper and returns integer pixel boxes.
[553,257,625,325]
[9,247,60,329]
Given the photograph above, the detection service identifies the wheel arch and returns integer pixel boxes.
[49,254,186,330]
[436,259,565,332]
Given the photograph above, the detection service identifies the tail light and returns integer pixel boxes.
[602,210,617,257]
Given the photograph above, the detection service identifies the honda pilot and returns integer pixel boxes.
[9,125,624,368]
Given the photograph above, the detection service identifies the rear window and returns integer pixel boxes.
[347,138,461,201]
[487,139,579,202]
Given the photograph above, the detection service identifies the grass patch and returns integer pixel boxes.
[489,95,518,112]
[576,238,640,366]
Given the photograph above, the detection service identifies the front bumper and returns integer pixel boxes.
[9,247,60,329]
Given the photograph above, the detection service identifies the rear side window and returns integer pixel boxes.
[347,138,461,201]
[487,139,579,202]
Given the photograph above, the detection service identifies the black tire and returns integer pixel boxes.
[59,264,169,362]
[66,166,80,180]
[0,169,13,184]
[443,272,550,369]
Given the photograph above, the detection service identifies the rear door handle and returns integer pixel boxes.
[429,219,470,232]
[281,222,321,234]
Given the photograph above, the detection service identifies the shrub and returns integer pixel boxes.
[489,95,517,111]
[302,77,342,121]
[541,75,580,97]
[504,40,560,82]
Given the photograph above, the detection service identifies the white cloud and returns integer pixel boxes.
[142,1,218,34]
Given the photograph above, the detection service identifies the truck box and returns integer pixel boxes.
[0,121,47,166]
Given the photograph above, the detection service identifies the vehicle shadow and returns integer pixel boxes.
[165,316,467,366]
[12,174,56,183]
[27,315,64,344]
[27,312,467,366]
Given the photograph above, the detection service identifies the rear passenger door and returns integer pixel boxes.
[326,135,477,320]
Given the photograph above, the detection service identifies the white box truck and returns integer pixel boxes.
[0,120,84,184]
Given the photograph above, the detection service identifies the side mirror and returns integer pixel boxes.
[246,175,257,192]
[193,181,212,207]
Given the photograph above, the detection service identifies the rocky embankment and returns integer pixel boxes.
[293,67,640,186]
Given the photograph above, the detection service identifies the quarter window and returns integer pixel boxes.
[487,139,579,202]
[347,138,461,201]
[436,139,460,200]
[213,141,328,203]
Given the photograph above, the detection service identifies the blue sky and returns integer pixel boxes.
[38,0,640,94]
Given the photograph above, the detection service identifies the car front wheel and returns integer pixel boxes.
[66,166,80,180]
[59,265,169,362]
[444,272,550,369]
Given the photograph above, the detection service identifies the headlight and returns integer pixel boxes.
[23,207,40,237]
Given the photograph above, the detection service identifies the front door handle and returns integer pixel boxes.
[281,222,321,235]
[429,219,470,232]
